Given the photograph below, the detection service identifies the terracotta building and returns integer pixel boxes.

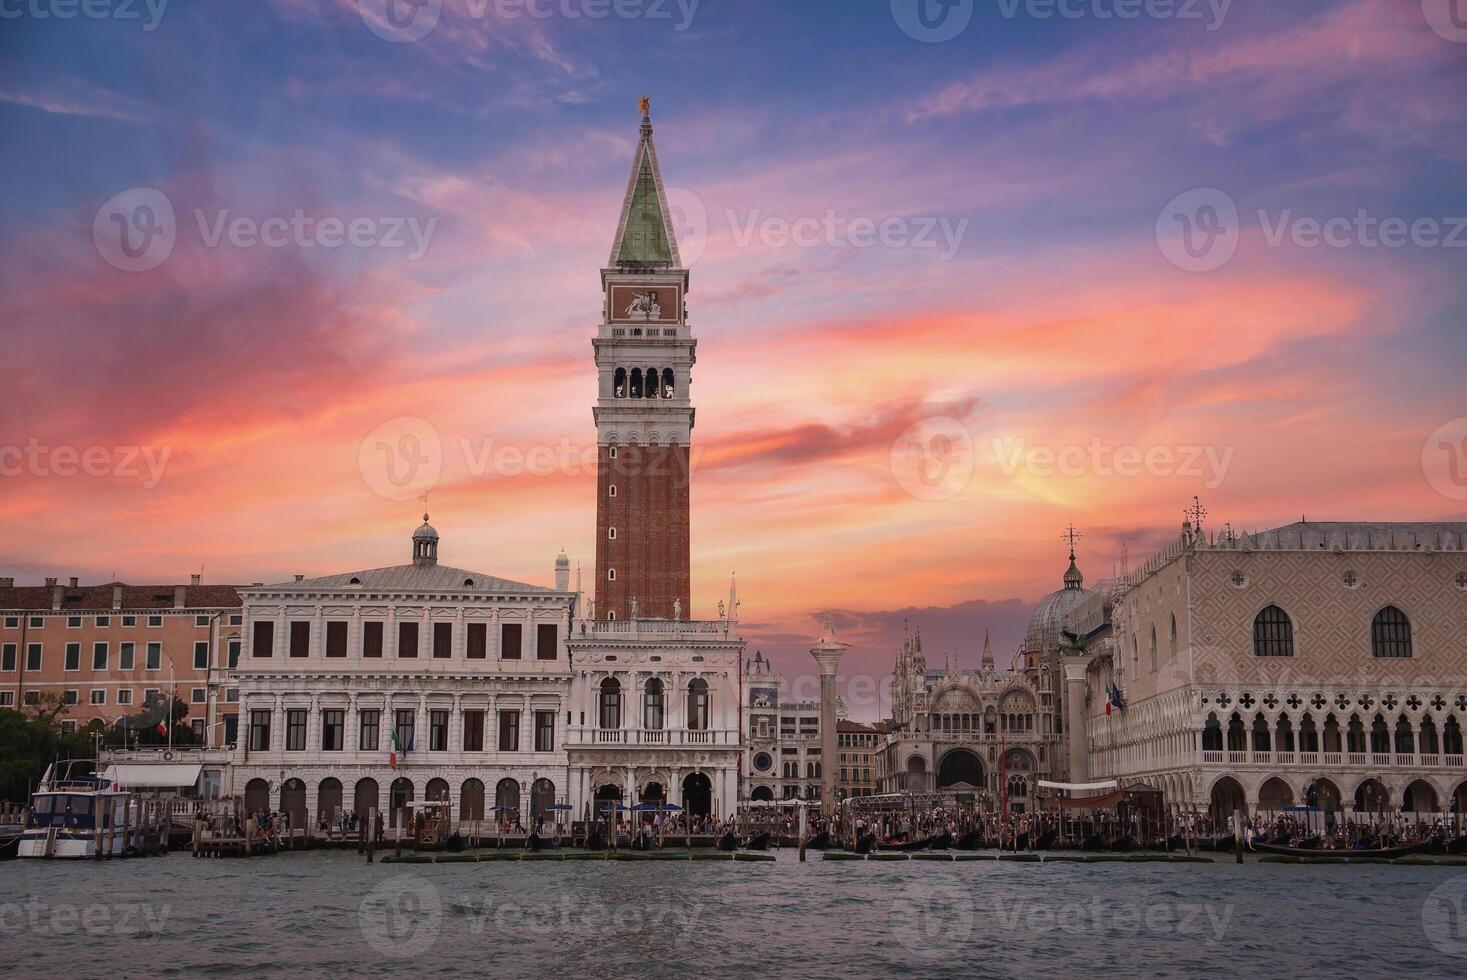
[0,575,242,746]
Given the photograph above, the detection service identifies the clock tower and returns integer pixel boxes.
[593,99,693,621]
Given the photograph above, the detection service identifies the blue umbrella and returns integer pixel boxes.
[491,804,519,811]
[661,803,683,812]
[546,803,573,811]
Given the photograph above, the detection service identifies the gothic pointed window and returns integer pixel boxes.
[1371,606,1412,658]
[1252,605,1294,657]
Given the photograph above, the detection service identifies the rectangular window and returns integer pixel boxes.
[88,641,107,669]
[363,622,384,658]
[253,621,274,658]
[24,691,40,705]
[286,709,307,751]
[359,709,380,751]
[195,614,210,627]
[0,692,13,707]
[148,615,163,628]
[326,621,347,658]
[146,642,162,670]
[63,689,78,705]
[60,720,76,734]
[463,710,485,751]
[144,688,161,706]
[191,719,205,742]
[223,713,238,744]
[433,622,452,659]
[26,644,41,671]
[289,621,310,658]
[119,642,135,670]
[249,710,271,751]
[67,616,82,629]
[398,622,419,658]
[1,644,14,671]
[501,623,522,660]
[90,689,107,705]
[117,689,133,705]
[499,710,520,751]
[3,616,16,629]
[121,616,136,627]
[394,709,415,751]
[193,641,208,670]
[322,710,345,751]
[429,709,448,751]
[226,687,239,703]
[191,687,205,704]
[29,616,43,629]
[65,643,80,671]
[534,710,555,752]
[95,616,109,628]
[536,624,557,660]
[227,640,240,670]
[467,623,487,659]
[229,614,242,626]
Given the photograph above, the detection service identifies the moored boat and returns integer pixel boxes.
[17,761,137,860]
[1249,839,1425,859]
[802,830,830,850]
[953,829,981,850]
[927,832,952,850]
[854,832,876,854]
[743,831,771,851]
[716,830,739,851]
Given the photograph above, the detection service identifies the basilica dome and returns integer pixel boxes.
[1024,554,1093,653]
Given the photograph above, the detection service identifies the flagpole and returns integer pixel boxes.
[168,661,174,753]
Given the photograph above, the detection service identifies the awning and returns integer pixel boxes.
[1037,779,1119,793]
[101,764,203,789]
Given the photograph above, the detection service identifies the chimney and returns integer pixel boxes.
[295,574,304,583]
[174,585,187,609]
[68,576,79,588]
[191,573,201,586]
[52,584,62,610]
[112,584,124,610]
[44,577,57,587]
[0,577,12,588]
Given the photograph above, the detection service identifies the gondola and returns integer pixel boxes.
[743,831,771,851]
[628,830,655,851]
[1211,834,1235,852]
[927,832,952,851]
[1015,831,1030,850]
[1033,830,1057,851]
[1080,832,1106,852]
[586,829,609,851]
[1106,835,1134,852]
[716,830,739,852]
[1248,839,1425,859]
[528,832,559,851]
[854,832,877,854]
[878,835,937,852]
[1448,835,1467,855]
[1165,833,1183,852]
[802,831,831,851]
[953,829,981,851]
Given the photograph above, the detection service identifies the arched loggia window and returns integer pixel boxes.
[614,367,627,398]
[643,678,665,731]
[1371,606,1412,658]
[687,678,709,731]
[661,368,675,399]
[1253,605,1294,657]
[629,368,643,399]
[644,365,659,399]
[598,678,621,729]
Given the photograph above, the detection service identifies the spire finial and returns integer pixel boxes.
[638,94,650,119]
[1061,522,1082,561]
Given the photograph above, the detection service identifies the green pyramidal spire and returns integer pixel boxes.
[611,98,680,268]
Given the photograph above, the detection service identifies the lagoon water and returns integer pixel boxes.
[3,850,1466,977]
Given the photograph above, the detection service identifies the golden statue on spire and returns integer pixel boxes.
[638,95,650,118]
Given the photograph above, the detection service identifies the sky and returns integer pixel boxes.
[2,0,1465,711]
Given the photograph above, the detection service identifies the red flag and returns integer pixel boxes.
[156,720,168,736]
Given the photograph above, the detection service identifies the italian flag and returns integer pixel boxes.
[389,729,401,769]
[156,720,168,736]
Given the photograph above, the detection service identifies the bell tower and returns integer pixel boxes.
[593,97,694,621]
